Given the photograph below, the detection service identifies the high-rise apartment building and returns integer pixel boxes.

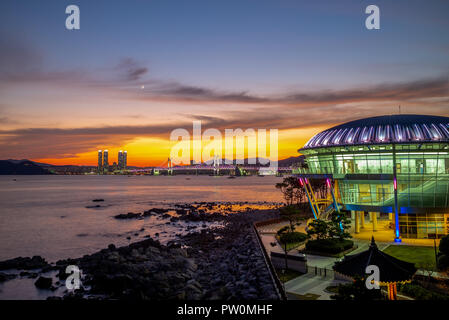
[118,150,123,170]
[97,150,103,174]
[103,149,109,173]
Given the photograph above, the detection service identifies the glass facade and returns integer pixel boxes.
[399,213,448,239]
[295,142,449,239]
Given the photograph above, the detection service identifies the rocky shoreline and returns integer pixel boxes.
[0,202,281,300]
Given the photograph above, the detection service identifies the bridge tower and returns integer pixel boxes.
[213,155,220,176]
[167,157,173,175]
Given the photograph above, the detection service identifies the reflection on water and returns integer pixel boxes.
[0,175,283,262]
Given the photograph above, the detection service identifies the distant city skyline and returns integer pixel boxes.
[96,149,127,172]
[0,0,448,166]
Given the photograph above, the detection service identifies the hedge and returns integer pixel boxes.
[279,232,308,244]
[400,283,449,300]
[305,239,354,254]
[437,254,449,270]
[439,235,449,255]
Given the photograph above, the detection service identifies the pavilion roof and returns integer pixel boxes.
[333,237,417,284]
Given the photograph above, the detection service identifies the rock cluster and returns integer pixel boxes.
[0,272,17,282]
[0,256,49,271]
[54,239,202,299]
[0,203,281,300]
[59,209,280,300]
[180,210,280,300]
[114,208,169,219]
[113,201,280,223]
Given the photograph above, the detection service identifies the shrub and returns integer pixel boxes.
[439,235,449,255]
[279,232,308,244]
[400,283,449,300]
[438,254,449,270]
[331,276,383,300]
[276,226,290,236]
[305,239,354,254]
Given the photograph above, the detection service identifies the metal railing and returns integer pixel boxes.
[252,223,287,300]
[307,265,335,279]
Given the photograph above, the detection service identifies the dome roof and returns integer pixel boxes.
[302,114,449,150]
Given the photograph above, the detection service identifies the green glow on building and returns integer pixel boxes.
[295,115,449,239]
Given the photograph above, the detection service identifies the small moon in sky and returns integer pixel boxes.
[141,85,145,89]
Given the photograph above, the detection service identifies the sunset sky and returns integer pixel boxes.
[0,0,448,166]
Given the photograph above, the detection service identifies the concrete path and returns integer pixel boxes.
[351,220,440,247]
[285,274,347,300]
[259,233,390,268]
[257,221,290,235]
[256,220,443,300]
[260,234,285,254]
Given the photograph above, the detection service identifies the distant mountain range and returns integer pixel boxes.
[0,160,51,175]
[0,156,304,174]
[277,156,305,167]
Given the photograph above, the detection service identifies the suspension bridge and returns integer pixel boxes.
[128,157,294,175]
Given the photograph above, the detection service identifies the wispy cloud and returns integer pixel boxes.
[1,96,448,160]
[115,58,149,82]
[1,73,448,160]
[125,76,449,112]
[0,117,19,124]
[280,77,449,105]
[1,37,447,106]
[0,38,448,161]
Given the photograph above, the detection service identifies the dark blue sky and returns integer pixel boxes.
[2,0,448,92]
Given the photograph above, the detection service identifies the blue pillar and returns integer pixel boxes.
[327,178,340,213]
[300,178,317,219]
[393,144,401,242]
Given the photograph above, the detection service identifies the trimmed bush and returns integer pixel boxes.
[439,235,449,255]
[305,239,354,254]
[279,232,308,244]
[400,283,449,300]
[438,254,449,270]
[276,226,290,236]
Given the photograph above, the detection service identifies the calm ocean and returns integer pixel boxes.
[0,175,283,262]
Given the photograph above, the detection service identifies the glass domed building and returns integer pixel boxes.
[295,114,449,240]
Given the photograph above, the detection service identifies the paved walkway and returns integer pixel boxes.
[259,216,440,247]
[260,234,285,254]
[257,221,290,234]
[350,219,440,247]
[285,274,347,300]
[256,221,415,300]
[260,230,390,269]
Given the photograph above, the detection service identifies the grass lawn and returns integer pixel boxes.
[276,237,306,251]
[325,285,339,294]
[382,245,437,270]
[275,231,308,251]
[276,268,303,283]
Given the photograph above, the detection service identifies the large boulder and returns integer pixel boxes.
[35,276,52,289]
[114,212,142,219]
